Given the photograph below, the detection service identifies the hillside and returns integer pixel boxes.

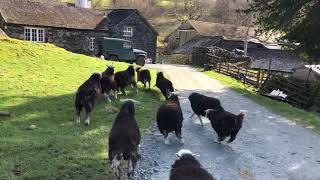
[0,38,162,178]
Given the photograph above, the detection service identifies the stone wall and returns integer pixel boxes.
[110,12,158,63]
[2,24,110,56]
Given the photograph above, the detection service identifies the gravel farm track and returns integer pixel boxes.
[134,64,320,180]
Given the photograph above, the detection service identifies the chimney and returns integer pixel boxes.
[75,0,91,8]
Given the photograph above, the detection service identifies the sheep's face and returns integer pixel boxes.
[127,65,135,77]
[176,149,195,159]
[156,72,164,80]
[168,93,179,102]
[204,109,215,118]
[90,73,102,83]
[120,100,135,115]
[104,65,115,76]
[135,67,141,72]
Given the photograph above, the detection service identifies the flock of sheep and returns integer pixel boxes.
[75,65,245,180]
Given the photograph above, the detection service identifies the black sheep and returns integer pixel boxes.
[205,109,245,143]
[136,67,151,88]
[156,94,183,145]
[75,73,102,125]
[108,101,141,179]
[115,65,138,95]
[100,65,117,102]
[188,92,223,126]
[170,149,215,180]
[156,72,174,99]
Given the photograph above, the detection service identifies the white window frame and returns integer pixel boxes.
[24,27,45,42]
[123,26,133,37]
[89,37,95,51]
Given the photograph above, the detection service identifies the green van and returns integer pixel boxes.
[97,37,147,66]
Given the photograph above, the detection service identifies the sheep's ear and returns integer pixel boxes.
[175,153,180,158]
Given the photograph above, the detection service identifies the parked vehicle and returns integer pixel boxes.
[97,37,147,66]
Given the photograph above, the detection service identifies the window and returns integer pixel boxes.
[123,42,132,49]
[89,38,95,51]
[24,27,45,42]
[123,26,133,37]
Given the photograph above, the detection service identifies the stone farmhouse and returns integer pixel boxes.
[0,0,158,62]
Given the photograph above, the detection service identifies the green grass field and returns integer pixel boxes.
[204,70,320,133]
[0,37,162,179]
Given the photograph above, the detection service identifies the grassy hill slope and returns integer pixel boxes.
[0,38,162,179]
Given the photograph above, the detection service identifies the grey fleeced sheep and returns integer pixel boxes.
[156,72,174,99]
[115,65,138,95]
[75,73,102,125]
[156,94,183,145]
[136,67,151,88]
[170,149,215,180]
[108,100,141,179]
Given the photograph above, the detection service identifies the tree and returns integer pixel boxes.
[174,0,209,22]
[246,0,320,62]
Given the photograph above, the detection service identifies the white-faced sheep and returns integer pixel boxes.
[108,101,141,179]
[156,72,174,99]
[136,67,151,88]
[100,65,117,102]
[115,65,138,95]
[170,149,215,180]
[156,94,183,145]
[205,109,244,143]
[188,92,223,126]
[75,73,102,125]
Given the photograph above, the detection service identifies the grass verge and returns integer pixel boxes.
[204,70,320,133]
[0,38,162,179]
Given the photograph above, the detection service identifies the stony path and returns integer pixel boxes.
[135,64,320,180]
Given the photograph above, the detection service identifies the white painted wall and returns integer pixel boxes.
[75,0,91,8]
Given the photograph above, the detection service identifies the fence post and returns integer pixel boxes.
[218,63,221,73]
[255,70,261,88]
[227,63,229,75]
[244,68,248,84]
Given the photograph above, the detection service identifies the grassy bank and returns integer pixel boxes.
[204,70,320,133]
[0,38,162,179]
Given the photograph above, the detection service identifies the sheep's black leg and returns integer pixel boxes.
[127,159,134,179]
[175,129,184,144]
[103,92,112,103]
[121,88,127,95]
[228,131,239,143]
[143,79,147,88]
[148,80,151,89]
[163,131,169,145]
[218,135,227,143]
[132,82,138,94]
[84,104,91,126]
[197,115,204,126]
[75,105,82,124]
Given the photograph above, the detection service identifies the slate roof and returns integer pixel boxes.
[249,50,304,73]
[173,36,221,54]
[0,0,158,34]
[180,20,256,40]
[0,0,105,30]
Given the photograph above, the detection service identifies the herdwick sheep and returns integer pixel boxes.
[188,92,223,126]
[156,93,183,145]
[100,65,117,102]
[115,65,138,95]
[108,100,141,179]
[170,149,215,180]
[205,109,245,143]
[75,73,102,125]
[156,72,174,99]
[136,67,151,88]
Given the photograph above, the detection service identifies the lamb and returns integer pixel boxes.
[114,65,138,95]
[75,73,102,125]
[170,149,215,180]
[188,92,224,126]
[156,94,184,145]
[108,100,141,179]
[155,72,174,99]
[136,67,151,88]
[205,109,245,143]
[100,65,117,102]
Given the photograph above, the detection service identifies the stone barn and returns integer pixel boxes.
[0,0,158,62]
